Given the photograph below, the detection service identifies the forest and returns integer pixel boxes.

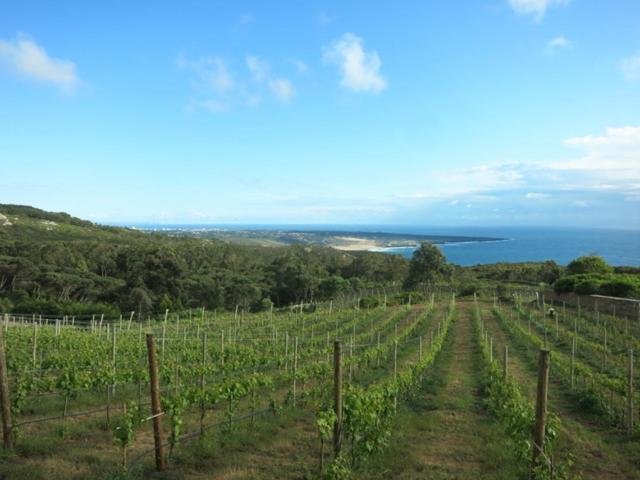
[0,204,637,317]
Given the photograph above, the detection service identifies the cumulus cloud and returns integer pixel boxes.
[620,52,640,82]
[508,0,569,20]
[324,33,387,93]
[0,34,80,91]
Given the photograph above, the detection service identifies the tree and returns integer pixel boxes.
[403,242,449,289]
[566,255,613,276]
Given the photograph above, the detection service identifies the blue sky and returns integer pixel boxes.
[1,0,639,227]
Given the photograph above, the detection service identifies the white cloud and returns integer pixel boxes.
[246,55,295,102]
[561,126,640,173]
[246,55,269,82]
[620,52,640,82]
[546,36,571,52]
[288,58,308,74]
[187,98,227,112]
[400,126,640,208]
[324,33,387,93]
[0,34,80,91]
[508,0,569,20]
[269,78,295,101]
[178,54,295,111]
[176,55,234,94]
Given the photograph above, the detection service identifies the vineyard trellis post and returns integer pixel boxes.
[393,340,398,411]
[570,336,575,390]
[531,349,550,473]
[628,348,634,436]
[503,345,508,380]
[146,334,166,471]
[32,321,38,368]
[489,336,493,363]
[0,327,13,449]
[200,332,207,436]
[333,340,342,456]
[292,336,299,407]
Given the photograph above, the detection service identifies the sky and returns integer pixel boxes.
[0,0,639,228]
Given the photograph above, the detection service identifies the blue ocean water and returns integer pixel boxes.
[127,224,640,267]
[375,227,640,266]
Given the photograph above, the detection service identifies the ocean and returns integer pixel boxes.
[370,227,640,266]
[127,224,640,267]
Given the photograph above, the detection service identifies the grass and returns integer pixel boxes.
[483,305,640,479]
[2,301,638,479]
[358,304,522,479]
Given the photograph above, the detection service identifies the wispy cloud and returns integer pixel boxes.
[268,78,295,101]
[399,126,640,219]
[178,53,295,111]
[317,13,332,27]
[324,33,387,94]
[246,55,269,82]
[546,36,571,53]
[177,55,234,93]
[238,13,254,26]
[287,58,309,75]
[620,52,640,82]
[246,55,295,102]
[507,0,570,21]
[0,34,80,91]
[561,126,640,173]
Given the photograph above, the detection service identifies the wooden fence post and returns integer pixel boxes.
[333,341,342,456]
[503,345,509,380]
[531,349,550,472]
[0,328,13,449]
[603,327,607,369]
[146,334,166,471]
[200,332,207,436]
[292,337,299,407]
[32,322,38,368]
[570,336,575,390]
[628,348,634,436]
[489,336,493,363]
[393,340,398,410]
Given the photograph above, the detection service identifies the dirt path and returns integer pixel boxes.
[482,305,640,480]
[360,304,521,479]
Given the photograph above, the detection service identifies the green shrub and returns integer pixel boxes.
[566,255,613,276]
[553,276,576,293]
[574,278,601,295]
[458,283,480,297]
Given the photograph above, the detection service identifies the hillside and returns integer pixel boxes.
[0,204,410,316]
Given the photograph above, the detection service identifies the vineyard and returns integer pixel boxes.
[0,293,638,479]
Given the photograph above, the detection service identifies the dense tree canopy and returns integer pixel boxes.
[403,242,450,289]
[566,255,614,276]
[0,205,409,315]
